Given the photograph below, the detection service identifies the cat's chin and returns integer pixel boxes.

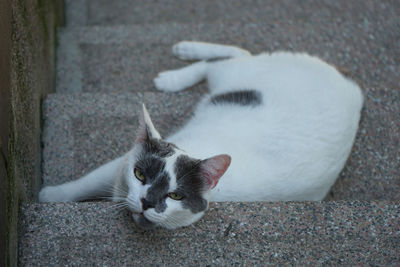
[132,212,157,230]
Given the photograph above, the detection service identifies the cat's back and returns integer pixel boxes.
[208,52,363,108]
[169,52,363,201]
[201,51,363,138]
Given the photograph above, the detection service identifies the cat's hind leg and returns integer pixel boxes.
[173,41,251,61]
[154,61,207,92]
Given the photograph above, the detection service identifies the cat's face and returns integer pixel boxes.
[123,105,231,229]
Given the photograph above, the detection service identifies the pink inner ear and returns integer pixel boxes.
[202,154,231,189]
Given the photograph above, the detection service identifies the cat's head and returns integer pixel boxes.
[123,105,231,229]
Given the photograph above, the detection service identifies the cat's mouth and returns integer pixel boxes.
[131,211,145,218]
[131,212,156,229]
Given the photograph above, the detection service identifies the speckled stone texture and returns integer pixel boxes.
[18,201,400,266]
[57,20,398,93]
[330,88,400,200]
[24,0,400,265]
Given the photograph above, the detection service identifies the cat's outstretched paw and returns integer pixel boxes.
[172,41,200,60]
[154,70,188,92]
[39,186,69,202]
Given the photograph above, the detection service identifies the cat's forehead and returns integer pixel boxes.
[141,137,177,158]
[135,138,186,182]
[138,139,200,180]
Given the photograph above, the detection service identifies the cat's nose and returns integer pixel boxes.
[141,198,155,210]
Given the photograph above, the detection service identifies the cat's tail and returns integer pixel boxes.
[172,41,251,61]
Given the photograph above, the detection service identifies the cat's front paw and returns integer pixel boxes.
[154,70,187,92]
[39,186,69,202]
[172,41,197,60]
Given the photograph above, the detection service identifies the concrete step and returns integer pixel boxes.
[22,1,400,265]
[65,0,398,27]
[18,201,400,265]
[41,88,400,201]
[56,22,398,93]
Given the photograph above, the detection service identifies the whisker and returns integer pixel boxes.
[92,196,120,201]
[107,202,128,210]
[114,206,129,213]
[90,180,129,199]
[109,186,129,197]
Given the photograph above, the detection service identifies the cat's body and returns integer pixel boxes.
[40,41,363,229]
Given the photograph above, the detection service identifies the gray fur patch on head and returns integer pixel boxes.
[210,89,262,106]
[174,155,208,213]
[135,154,166,184]
[145,171,170,213]
[135,153,169,213]
[142,137,176,158]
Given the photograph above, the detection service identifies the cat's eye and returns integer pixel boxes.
[167,192,184,200]
[134,168,146,183]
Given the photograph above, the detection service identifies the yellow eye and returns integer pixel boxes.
[134,168,145,182]
[168,192,184,200]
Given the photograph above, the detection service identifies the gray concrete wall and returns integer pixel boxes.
[0,1,64,266]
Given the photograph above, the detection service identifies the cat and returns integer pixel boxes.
[39,41,363,229]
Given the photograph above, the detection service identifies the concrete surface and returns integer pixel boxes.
[56,21,398,93]
[18,201,400,266]
[18,0,400,265]
[71,0,399,29]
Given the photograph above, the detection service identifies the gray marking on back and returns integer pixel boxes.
[210,90,263,106]
[206,57,232,63]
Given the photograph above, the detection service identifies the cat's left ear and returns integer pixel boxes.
[200,154,231,190]
[135,104,162,144]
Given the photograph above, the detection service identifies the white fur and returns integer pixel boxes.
[159,42,363,201]
[164,151,184,193]
[172,41,251,60]
[39,41,363,228]
[154,61,207,92]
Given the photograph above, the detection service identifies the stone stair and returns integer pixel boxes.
[18,201,400,265]
[18,0,400,265]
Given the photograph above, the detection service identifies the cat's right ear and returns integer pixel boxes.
[135,104,162,144]
[200,154,231,190]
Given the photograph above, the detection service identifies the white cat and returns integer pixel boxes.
[39,41,363,229]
